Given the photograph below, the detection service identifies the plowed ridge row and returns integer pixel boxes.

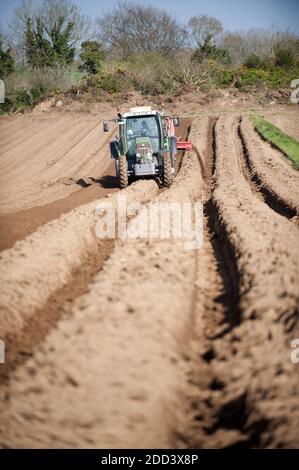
[1,114,298,449]
[238,117,299,219]
[0,180,159,341]
[184,115,299,448]
[0,112,117,215]
[0,140,204,448]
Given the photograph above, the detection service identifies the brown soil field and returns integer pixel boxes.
[0,97,298,448]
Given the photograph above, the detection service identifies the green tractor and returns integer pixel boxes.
[103,106,181,189]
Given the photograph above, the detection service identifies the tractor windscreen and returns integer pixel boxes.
[125,116,161,156]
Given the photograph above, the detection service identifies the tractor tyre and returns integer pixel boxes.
[119,155,128,189]
[162,152,173,188]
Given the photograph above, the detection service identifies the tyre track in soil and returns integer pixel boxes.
[0,127,204,448]
[0,160,117,252]
[237,116,299,221]
[0,119,190,251]
[0,115,43,147]
[0,115,78,173]
[1,115,71,155]
[0,112,119,216]
[0,179,159,366]
[179,115,299,448]
[0,133,191,383]
[1,114,298,448]
[0,120,191,387]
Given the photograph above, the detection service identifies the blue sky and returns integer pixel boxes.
[1,0,299,33]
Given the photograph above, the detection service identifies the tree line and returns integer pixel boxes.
[1,0,298,80]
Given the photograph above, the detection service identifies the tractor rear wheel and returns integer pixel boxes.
[162,152,173,188]
[119,155,128,189]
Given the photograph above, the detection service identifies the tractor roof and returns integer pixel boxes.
[123,106,159,118]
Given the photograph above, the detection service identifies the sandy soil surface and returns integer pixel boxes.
[182,115,299,448]
[0,162,118,251]
[0,98,299,448]
[0,111,117,215]
[0,146,203,448]
[0,179,159,339]
[0,107,189,251]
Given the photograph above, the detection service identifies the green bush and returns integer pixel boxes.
[14,89,32,111]
[0,65,82,114]
[89,51,296,95]
[2,44,299,114]
[127,52,177,95]
[217,68,235,86]
[233,65,299,90]
[243,53,264,69]
[0,43,14,79]
[98,73,124,94]
[79,41,105,74]
[0,96,13,114]
[25,16,75,68]
[274,47,295,68]
[0,86,45,113]
[79,53,179,97]
[81,67,130,95]
[192,44,230,64]
[237,67,270,88]
[131,74,165,95]
[30,84,46,102]
[265,68,290,87]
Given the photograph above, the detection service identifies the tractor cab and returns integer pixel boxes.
[103,106,189,189]
[124,112,162,157]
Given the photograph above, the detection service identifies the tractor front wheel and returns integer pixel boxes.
[119,155,128,189]
[162,152,173,188]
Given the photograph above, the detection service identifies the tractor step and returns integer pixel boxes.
[176,141,192,150]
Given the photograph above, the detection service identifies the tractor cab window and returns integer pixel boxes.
[125,115,161,155]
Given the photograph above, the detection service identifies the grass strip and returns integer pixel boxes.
[250,114,299,170]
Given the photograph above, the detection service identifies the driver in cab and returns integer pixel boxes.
[141,120,150,136]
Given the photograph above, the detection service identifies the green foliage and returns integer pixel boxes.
[79,41,105,74]
[237,67,270,88]
[188,15,223,49]
[96,73,124,94]
[70,51,299,99]
[81,67,130,95]
[79,54,178,97]
[243,53,264,69]
[26,18,53,67]
[25,15,75,67]
[191,38,230,64]
[274,47,295,68]
[127,52,177,95]
[14,89,33,111]
[2,28,299,114]
[132,73,174,95]
[0,65,81,114]
[251,115,299,169]
[233,65,299,90]
[0,86,42,114]
[218,68,235,86]
[0,40,14,79]
[50,17,75,65]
